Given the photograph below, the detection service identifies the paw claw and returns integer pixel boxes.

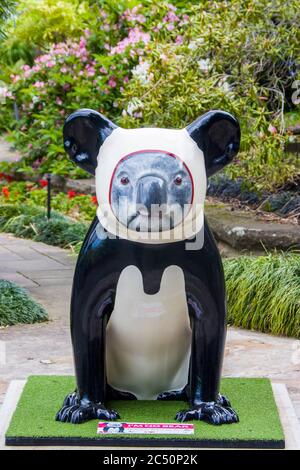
[175,401,238,425]
[217,394,231,408]
[56,393,120,424]
[63,392,79,407]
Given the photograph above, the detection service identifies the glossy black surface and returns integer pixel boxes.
[186,110,240,177]
[63,108,117,175]
[56,109,241,425]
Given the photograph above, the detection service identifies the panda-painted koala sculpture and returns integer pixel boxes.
[56,108,240,425]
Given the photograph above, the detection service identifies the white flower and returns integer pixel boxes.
[218,77,233,95]
[132,61,151,85]
[126,98,144,116]
[0,86,8,97]
[197,58,211,73]
[188,37,205,50]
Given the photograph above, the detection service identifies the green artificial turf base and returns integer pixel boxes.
[6,376,285,448]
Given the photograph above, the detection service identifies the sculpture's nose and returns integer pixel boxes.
[136,176,167,213]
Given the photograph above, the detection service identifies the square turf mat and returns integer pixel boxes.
[5,376,285,448]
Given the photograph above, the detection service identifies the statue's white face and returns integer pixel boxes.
[109,150,193,233]
[95,126,207,243]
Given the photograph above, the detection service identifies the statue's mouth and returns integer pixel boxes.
[127,210,176,233]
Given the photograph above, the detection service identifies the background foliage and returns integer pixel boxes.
[0,0,299,191]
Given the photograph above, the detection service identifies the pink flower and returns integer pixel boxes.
[46,60,55,68]
[33,81,45,88]
[38,54,52,64]
[12,75,20,83]
[63,83,71,91]
[124,76,129,83]
[108,76,117,88]
[28,143,33,149]
[87,68,95,77]
[110,27,150,55]
[166,24,175,31]
[268,124,277,134]
[175,35,183,45]
[61,66,68,73]
[56,97,63,106]
[79,37,87,49]
[99,66,107,74]
[32,65,41,72]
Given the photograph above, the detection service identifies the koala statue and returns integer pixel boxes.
[55,108,240,425]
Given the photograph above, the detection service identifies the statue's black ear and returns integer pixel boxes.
[186,110,240,177]
[63,108,117,175]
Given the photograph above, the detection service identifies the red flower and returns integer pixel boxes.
[40,179,48,188]
[91,195,98,205]
[67,190,76,199]
[1,186,10,198]
[0,173,12,182]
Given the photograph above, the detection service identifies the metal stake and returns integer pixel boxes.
[46,173,51,219]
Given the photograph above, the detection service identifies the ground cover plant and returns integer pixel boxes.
[0,279,48,326]
[0,202,88,252]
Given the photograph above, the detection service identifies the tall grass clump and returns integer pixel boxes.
[224,253,300,338]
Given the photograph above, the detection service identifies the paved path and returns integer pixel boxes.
[0,233,299,425]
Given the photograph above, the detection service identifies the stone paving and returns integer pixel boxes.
[0,233,299,426]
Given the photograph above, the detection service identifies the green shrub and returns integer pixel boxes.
[0,279,48,326]
[224,253,300,338]
[0,0,89,64]
[0,203,87,251]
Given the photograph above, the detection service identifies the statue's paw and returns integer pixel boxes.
[62,392,79,407]
[56,401,120,424]
[217,393,231,408]
[175,402,239,425]
[55,403,92,424]
[93,404,120,420]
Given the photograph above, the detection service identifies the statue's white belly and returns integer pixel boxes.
[106,265,192,399]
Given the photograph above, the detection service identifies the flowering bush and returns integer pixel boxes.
[0,0,299,192]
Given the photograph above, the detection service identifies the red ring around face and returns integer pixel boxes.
[108,149,194,207]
